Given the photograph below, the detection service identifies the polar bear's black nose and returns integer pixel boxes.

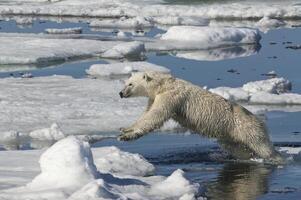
[119,91,124,98]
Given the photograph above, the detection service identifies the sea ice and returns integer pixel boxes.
[86,61,170,77]
[0,137,200,200]
[0,33,144,65]
[45,27,83,34]
[93,146,155,176]
[101,41,146,59]
[29,123,65,141]
[159,26,261,50]
[209,77,301,105]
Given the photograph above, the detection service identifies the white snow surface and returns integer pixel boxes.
[0,34,138,64]
[0,75,146,136]
[0,137,200,200]
[1,0,300,21]
[86,61,170,77]
[160,26,261,50]
[209,77,301,105]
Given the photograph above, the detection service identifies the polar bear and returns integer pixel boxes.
[118,71,282,163]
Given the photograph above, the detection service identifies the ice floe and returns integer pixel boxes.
[45,27,83,34]
[0,75,146,136]
[0,28,262,65]
[93,146,155,176]
[29,123,65,141]
[101,41,146,59]
[0,34,133,64]
[0,136,200,200]
[156,26,261,50]
[86,61,170,77]
[209,77,301,105]
[255,16,286,32]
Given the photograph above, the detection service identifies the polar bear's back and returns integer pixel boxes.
[170,78,235,138]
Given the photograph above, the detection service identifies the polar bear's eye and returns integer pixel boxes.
[129,83,133,86]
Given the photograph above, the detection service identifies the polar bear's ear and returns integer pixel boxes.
[143,73,152,82]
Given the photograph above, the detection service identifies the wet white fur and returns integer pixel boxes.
[119,72,282,162]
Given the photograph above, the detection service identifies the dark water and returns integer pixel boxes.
[1,18,301,199]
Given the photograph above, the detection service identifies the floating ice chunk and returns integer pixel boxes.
[242,77,291,94]
[160,26,261,49]
[117,31,127,38]
[93,146,155,176]
[278,147,301,162]
[102,41,145,59]
[86,61,170,77]
[29,136,98,189]
[0,33,126,64]
[90,16,153,29]
[29,123,65,141]
[45,27,83,34]
[250,92,301,105]
[209,87,250,102]
[21,72,33,78]
[255,16,286,32]
[0,131,21,142]
[150,169,199,199]
[210,77,301,105]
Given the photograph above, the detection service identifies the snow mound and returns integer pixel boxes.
[161,26,261,49]
[94,146,155,176]
[29,123,65,141]
[0,137,200,200]
[150,169,199,199]
[28,136,98,189]
[86,61,170,77]
[45,27,83,34]
[102,41,146,59]
[210,77,301,105]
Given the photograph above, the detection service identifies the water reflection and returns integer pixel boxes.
[206,163,272,200]
[169,45,261,61]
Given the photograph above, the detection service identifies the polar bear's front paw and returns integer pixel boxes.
[120,127,133,133]
[118,131,143,141]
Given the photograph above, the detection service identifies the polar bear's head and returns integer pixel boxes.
[119,71,172,98]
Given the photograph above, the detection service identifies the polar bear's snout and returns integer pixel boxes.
[119,91,124,98]
[119,87,131,98]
